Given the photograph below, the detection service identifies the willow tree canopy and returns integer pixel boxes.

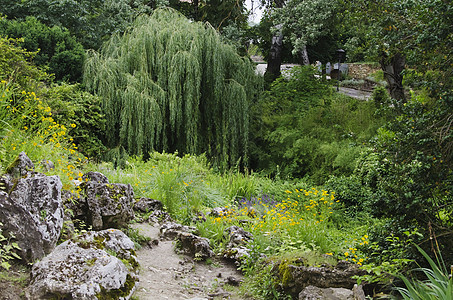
[84,8,259,167]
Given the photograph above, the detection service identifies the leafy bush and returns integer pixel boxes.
[0,36,49,89]
[43,83,106,159]
[0,17,85,82]
[250,66,384,182]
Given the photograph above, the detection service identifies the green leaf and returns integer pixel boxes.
[0,261,11,270]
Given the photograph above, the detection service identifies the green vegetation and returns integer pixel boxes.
[0,1,452,299]
[0,16,85,82]
[84,9,258,168]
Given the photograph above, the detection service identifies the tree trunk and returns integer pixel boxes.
[264,25,283,83]
[301,45,309,65]
[380,52,406,102]
[193,0,199,19]
[264,0,285,84]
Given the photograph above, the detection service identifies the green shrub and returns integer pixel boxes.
[43,83,107,159]
[250,71,383,182]
[0,17,85,82]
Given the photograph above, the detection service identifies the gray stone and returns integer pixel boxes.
[82,171,109,184]
[280,260,367,297]
[134,197,163,213]
[223,226,253,265]
[5,151,35,178]
[177,231,214,260]
[27,229,139,300]
[148,209,172,224]
[0,191,46,263]
[352,284,366,300]
[299,286,354,300]
[9,175,64,254]
[0,168,64,263]
[83,181,135,230]
[160,221,196,240]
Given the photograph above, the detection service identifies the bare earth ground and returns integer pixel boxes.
[131,223,250,300]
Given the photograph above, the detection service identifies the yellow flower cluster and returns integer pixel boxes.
[342,234,369,266]
[1,80,86,189]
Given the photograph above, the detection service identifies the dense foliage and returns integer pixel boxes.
[0,0,153,50]
[250,66,384,182]
[0,1,452,298]
[0,17,85,82]
[84,9,259,168]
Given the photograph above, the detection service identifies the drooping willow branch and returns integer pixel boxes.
[84,8,259,167]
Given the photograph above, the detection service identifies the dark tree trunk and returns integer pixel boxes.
[193,0,199,19]
[380,52,406,102]
[264,0,285,84]
[264,26,283,83]
[301,45,310,65]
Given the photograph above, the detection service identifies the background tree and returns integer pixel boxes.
[273,0,341,64]
[0,16,85,82]
[84,8,259,168]
[169,0,248,30]
[334,0,453,258]
[0,0,154,50]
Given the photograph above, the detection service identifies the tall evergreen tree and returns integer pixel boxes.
[84,8,259,167]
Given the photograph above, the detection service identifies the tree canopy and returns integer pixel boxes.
[84,8,259,167]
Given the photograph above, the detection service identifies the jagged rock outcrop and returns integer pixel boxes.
[177,232,214,260]
[5,151,35,178]
[147,209,172,224]
[27,229,139,300]
[0,191,47,263]
[160,221,196,240]
[133,197,163,213]
[84,181,134,230]
[278,260,367,298]
[159,221,213,260]
[0,152,64,263]
[223,226,253,265]
[82,171,109,184]
[66,173,135,230]
[9,175,64,253]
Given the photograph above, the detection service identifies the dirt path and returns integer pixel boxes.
[131,223,248,300]
[338,87,372,100]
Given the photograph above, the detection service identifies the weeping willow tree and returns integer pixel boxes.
[84,8,259,167]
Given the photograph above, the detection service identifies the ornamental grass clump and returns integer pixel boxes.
[395,245,453,300]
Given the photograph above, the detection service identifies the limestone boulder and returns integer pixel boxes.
[160,221,196,240]
[299,285,366,300]
[177,232,214,260]
[0,155,64,263]
[278,260,367,298]
[5,151,35,178]
[223,226,253,265]
[147,210,172,224]
[82,171,109,184]
[27,229,139,300]
[76,181,134,230]
[0,191,46,263]
[299,286,353,300]
[9,175,64,254]
[134,197,163,213]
